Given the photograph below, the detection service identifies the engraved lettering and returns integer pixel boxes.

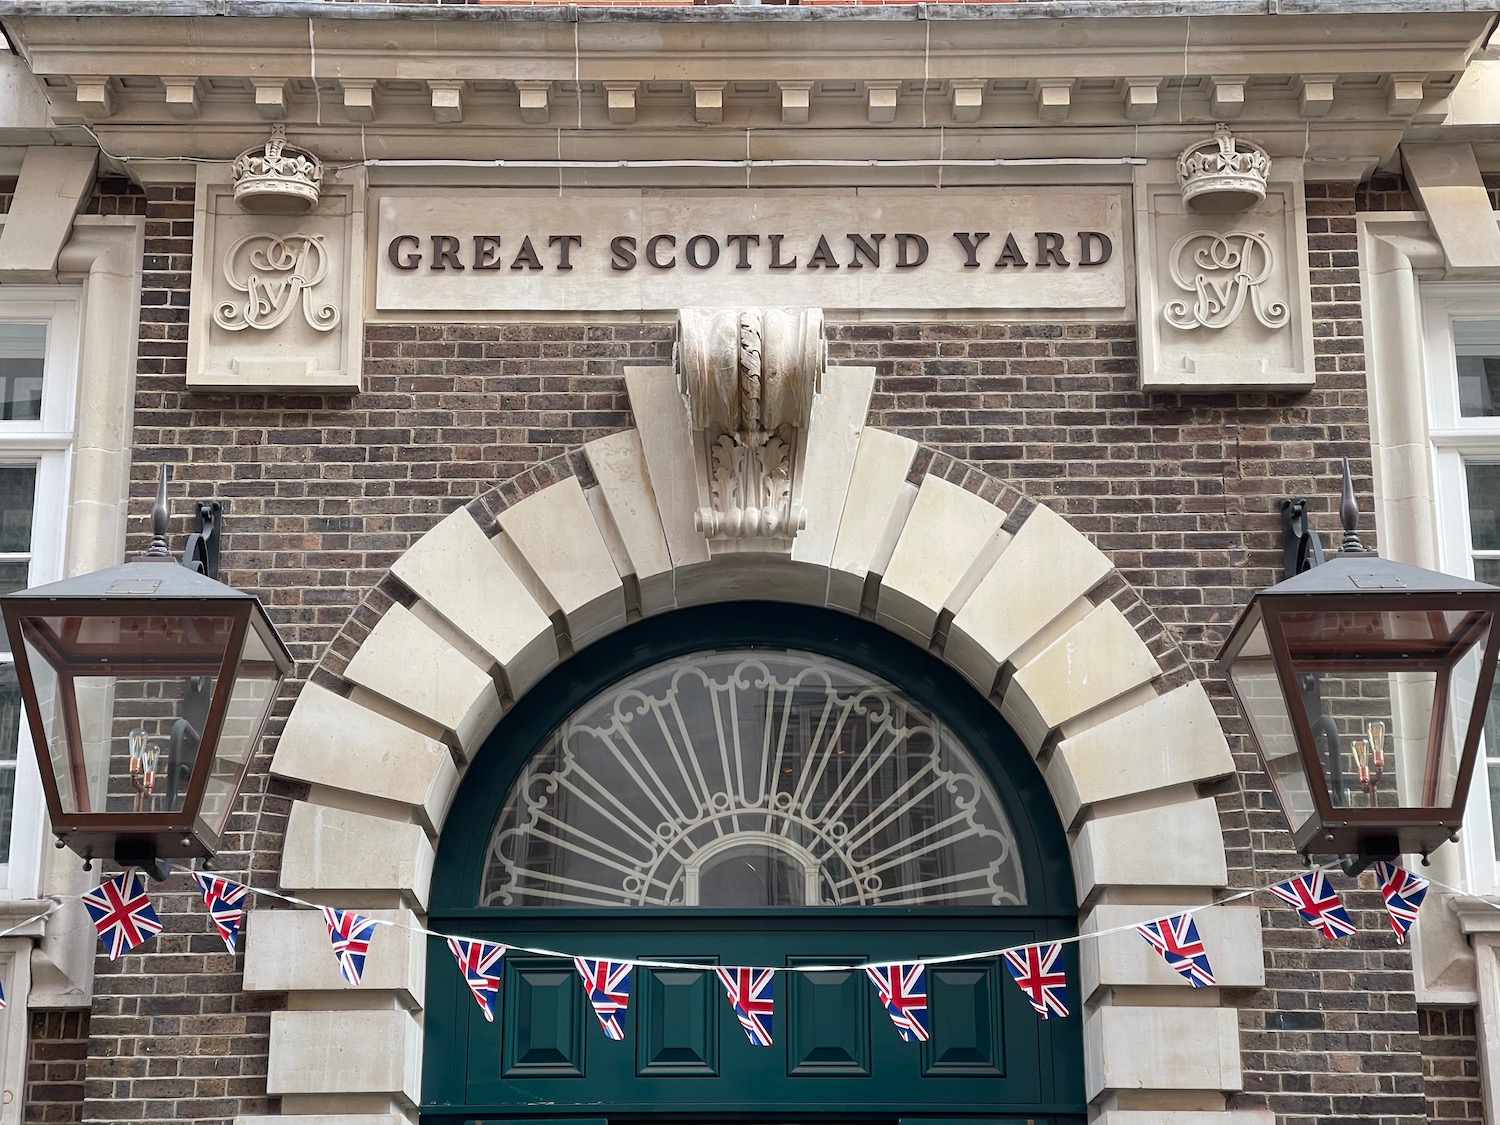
[387,234,421,271]
[846,233,885,270]
[953,231,991,268]
[994,233,1027,268]
[549,234,582,271]
[646,234,677,269]
[510,236,543,271]
[768,234,797,270]
[430,235,464,271]
[1078,230,1112,267]
[685,234,720,270]
[726,234,759,270]
[472,235,503,271]
[894,233,928,268]
[806,235,840,270]
[1035,231,1069,267]
[610,235,638,271]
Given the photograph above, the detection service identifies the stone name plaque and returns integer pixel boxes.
[373,188,1129,315]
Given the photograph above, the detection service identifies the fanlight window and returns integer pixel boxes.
[483,648,1026,908]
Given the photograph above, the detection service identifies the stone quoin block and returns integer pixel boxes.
[243,907,425,1005]
[1071,797,1229,901]
[1046,681,1235,827]
[1002,600,1160,752]
[280,802,436,910]
[343,601,503,758]
[828,426,918,611]
[267,1008,422,1104]
[390,506,559,700]
[876,473,1008,647]
[270,682,458,834]
[496,475,628,651]
[946,503,1113,693]
[236,1117,413,1125]
[1084,1006,1242,1099]
[1094,1111,1275,1125]
[1080,903,1264,996]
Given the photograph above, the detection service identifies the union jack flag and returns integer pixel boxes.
[574,957,632,1041]
[865,962,930,1042]
[1269,869,1356,940]
[0,976,7,1010]
[189,872,249,954]
[82,871,162,960]
[1136,913,1216,987]
[1002,942,1069,1019]
[319,906,379,986]
[1374,861,1430,944]
[448,937,507,1023]
[716,966,774,1046]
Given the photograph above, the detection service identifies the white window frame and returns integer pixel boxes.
[1422,282,1500,895]
[0,291,81,903]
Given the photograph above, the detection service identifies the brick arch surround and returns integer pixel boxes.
[250,364,1270,1125]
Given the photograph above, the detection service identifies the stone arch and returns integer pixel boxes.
[245,362,1268,1125]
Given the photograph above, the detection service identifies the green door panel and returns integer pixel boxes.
[501,959,587,1079]
[636,961,720,1077]
[434,916,1078,1119]
[920,965,1004,1078]
[785,956,870,1077]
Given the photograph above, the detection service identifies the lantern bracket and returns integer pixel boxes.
[1338,835,1400,878]
[181,501,222,583]
[1280,496,1324,580]
[112,840,173,883]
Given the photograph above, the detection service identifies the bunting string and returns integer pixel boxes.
[28,857,1495,1045]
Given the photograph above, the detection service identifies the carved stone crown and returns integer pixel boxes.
[232,125,323,216]
[1176,124,1270,214]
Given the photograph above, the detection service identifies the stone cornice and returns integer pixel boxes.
[0,5,1487,180]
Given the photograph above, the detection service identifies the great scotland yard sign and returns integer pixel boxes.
[373,187,1129,315]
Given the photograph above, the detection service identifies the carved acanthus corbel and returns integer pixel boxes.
[676,307,825,554]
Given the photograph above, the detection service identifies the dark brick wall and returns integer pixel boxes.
[1421,1006,1485,1125]
[24,1012,87,1125]
[26,174,1463,1124]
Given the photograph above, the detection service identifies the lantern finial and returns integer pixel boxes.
[1338,458,1365,554]
[147,464,171,558]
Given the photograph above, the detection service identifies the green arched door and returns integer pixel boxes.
[424,604,1085,1125]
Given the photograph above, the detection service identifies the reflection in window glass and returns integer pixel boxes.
[0,467,36,554]
[0,324,45,422]
[1467,462,1500,858]
[1456,320,1500,418]
[484,648,1026,908]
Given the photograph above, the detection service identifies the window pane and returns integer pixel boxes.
[1455,320,1500,418]
[0,465,36,553]
[0,324,45,422]
[484,648,1027,908]
[1469,464,1500,551]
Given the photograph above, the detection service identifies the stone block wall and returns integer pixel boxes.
[0,175,1469,1122]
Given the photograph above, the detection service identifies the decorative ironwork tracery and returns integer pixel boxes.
[482,649,1026,908]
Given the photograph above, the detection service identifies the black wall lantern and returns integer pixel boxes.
[0,468,292,878]
[1219,462,1500,871]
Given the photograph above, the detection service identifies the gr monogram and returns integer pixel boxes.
[1163,230,1289,332]
[213,233,340,334]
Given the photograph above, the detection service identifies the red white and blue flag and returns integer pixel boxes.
[448,937,507,1023]
[0,976,7,1009]
[319,907,379,986]
[716,966,774,1046]
[1136,913,1216,987]
[1375,861,1430,944]
[1269,870,1356,940]
[82,871,162,960]
[189,872,249,954]
[575,957,632,1041]
[1002,942,1069,1019]
[865,962,930,1042]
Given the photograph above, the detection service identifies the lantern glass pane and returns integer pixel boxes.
[1229,651,1318,837]
[18,613,234,818]
[1290,667,1437,811]
[198,663,278,836]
